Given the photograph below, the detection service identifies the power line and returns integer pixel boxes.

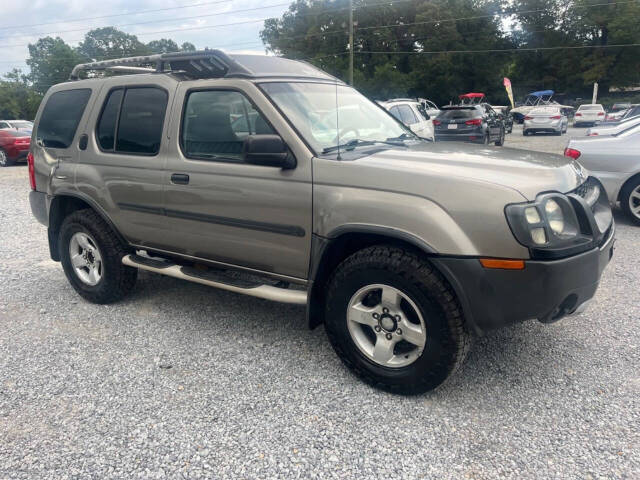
[7,2,293,39]
[0,0,232,31]
[356,43,640,54]
[0,0,418,48]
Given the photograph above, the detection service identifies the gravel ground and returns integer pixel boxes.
[1,155,639,479]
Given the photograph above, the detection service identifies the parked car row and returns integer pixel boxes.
[0,119,33,166]
[566,122,640,225]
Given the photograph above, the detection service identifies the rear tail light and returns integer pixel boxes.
[13,138,30,145]
[575,113,582,117]
[465,118,482,126]
[27,152,36,190]
[524,115,533,120]
[589,132,599,136]
[564,147,581,160]
[550,115,562,119]
[597,112,604,116]
[432,119,441,126]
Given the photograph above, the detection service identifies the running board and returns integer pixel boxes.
[122,255,307,305]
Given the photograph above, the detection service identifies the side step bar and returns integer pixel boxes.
[122,255,307,305]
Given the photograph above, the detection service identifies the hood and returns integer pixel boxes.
[347,142,587,201]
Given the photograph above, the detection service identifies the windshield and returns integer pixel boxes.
[10,121,32,129]
[437,108,478,120]
[259,82,411,153]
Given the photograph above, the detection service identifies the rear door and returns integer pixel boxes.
[32,88,95,194]
[162,80,313,280]
[74,75,176,247]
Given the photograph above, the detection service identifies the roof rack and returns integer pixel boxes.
[69,49,246,80]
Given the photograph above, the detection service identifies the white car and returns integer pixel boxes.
[380,99,434,141]
[418,98,440,118]
[565,123,640,225]
[586,114,640,136]
[574,104,605,127]
[523,106,568,136]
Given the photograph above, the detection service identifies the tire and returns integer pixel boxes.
[483,133,490,145]
[0,149,13,167]
[523,129,529,136]
[554,129,562,136]
[495,127,505,146]
[324,245,471,394]
[59,209,137,303]
[620,177,640,226]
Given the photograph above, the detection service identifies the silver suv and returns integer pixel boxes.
[28,51,615,394]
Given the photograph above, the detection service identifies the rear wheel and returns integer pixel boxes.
[324,246,471,394]
[59,209,137,303]
[0,149,13,167]
[495,127,505,146]
[621,178,640,226]
[523,129,529,136]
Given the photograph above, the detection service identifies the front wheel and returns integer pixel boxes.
[324,246,470,394]
[0,149,13,167]
[59,209,137,303]
[621,178,640,226]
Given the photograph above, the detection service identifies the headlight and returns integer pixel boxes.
[505,193,588,257]
[544,199,564,234]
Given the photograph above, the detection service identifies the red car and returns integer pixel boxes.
[0,129,30,167]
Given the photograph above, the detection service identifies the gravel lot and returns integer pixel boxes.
[1,138,639,478]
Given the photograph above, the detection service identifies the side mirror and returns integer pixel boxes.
[243,134,296,169]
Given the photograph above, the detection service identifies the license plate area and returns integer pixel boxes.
[448,124,457,129]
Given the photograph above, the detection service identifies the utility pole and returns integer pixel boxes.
[348,0,354,85]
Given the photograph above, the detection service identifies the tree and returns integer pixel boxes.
[0,69,42,119]
[181,42,197,51]
[77,27,151,61]
[261,0,513,105]
[147,39,180,54]
[27,37,87,94]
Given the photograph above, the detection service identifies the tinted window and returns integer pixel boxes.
[182,90,274,162]
[97,89,123,150]
[37,89,91,148]
[416,104,429,120]
[438,108,478,120]
[398,105,418,125]
[115,88,167,155]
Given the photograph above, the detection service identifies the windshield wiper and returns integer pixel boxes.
[385,133,414,142]
[322,138,408,154]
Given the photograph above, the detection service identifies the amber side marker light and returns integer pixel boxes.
[479,258,526,270]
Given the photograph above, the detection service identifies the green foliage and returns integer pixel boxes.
[262,0,640,104]
[0,69,42,119]
[27,37,87,94]
[77,27,151,61]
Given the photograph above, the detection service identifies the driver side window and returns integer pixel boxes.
[181,90,274,162]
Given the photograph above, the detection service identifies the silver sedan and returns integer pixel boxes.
[565,124,640,225]
[523,107,568,136]
[585,114,640,137]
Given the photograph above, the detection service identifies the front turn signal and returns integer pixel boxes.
[479,258,526,270]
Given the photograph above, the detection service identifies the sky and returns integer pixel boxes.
[0,0,291,76]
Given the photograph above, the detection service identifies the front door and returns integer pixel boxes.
[162,81,313,280]
[74,76,176,247]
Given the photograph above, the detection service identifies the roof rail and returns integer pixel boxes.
[69,49,248,80]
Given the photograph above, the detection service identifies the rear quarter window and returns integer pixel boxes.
[37,89,91,148]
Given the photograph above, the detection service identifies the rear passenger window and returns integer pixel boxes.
[181,90,274,162]
[97,89,123,150]
[96,87,167,155]
[389,106,403,122]
[38,89,91,148]
[398,105,418,125]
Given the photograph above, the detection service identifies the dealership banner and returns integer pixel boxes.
[503,77,515,108]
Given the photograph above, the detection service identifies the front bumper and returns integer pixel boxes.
[432,224,615,334]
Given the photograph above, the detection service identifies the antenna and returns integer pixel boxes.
[335,80,341,160]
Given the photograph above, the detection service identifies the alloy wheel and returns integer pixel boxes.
[630,185,640,220]
[69,232,103,286]
[346,284,427,368]
[0,150,7,167]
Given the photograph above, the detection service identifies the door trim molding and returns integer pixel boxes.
[117,202,306,237]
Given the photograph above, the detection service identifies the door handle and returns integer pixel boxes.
[171,173,190,185]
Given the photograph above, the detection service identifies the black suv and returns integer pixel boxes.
[433,104,505,146]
